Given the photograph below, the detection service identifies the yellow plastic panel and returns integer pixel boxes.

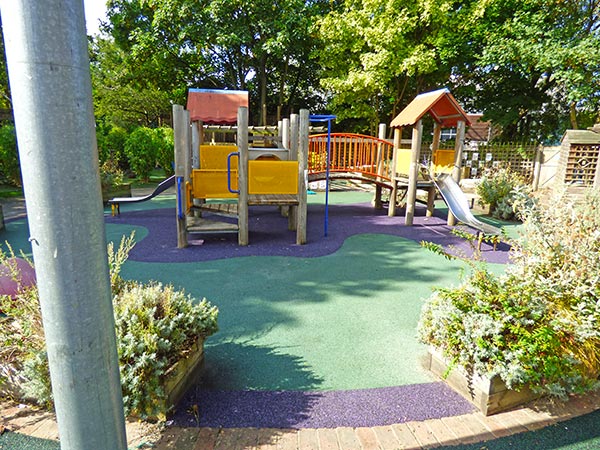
[192,169,238,199]
[395,149,412,175]
[432,149,455,174]
[200,145,238,169]
[248,160,298,195]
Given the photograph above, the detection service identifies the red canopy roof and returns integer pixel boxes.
[390,88,471,128]
[186,89,249,124]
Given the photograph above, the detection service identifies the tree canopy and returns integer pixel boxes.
[1,0,598,142]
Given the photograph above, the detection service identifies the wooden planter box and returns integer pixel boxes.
[158,336,206,419]
[102,184,132,204]
[425,348,538,416]
[0,336,206,422]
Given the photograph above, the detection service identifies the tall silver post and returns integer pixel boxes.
[0,1,127,449]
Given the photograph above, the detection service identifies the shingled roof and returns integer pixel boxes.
[186,89,249,124]
[390,88,471,128]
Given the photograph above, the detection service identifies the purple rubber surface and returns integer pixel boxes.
[106,202,511,264]
[172,383,475,429]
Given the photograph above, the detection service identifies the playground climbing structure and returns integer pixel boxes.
[173,89,308,248]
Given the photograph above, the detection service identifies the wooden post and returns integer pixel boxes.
[288,114,299,229]
[448,120,465,226]
[388,127,402,217]
[238,107,249,245]
[173,104,188,248]
[290,114,299,160]
[373,123,386,209]
[296,109,309,244]
[426,122,443,217]
[282,118,290,150]
[405,120,423,226]
[191,122,200,169]
[533,145,544,191]
[431,122,442,170]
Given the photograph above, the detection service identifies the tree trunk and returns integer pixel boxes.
[569,102,578,129]
[259,52,267,125]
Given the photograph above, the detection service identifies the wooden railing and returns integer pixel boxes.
[308,133,394,183]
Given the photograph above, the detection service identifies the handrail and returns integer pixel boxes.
[227,151,240,194]
[308,133,394,182]
[176,176,185,219]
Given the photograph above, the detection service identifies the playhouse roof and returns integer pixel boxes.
[390,88,471,128]
[186,89,249,124]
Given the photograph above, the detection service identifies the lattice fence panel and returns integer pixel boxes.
[564,144,600,186]
[462,143,538,179]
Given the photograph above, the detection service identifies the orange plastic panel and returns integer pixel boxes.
[432,149,455,174]
[192,169,238,199]
[200,145,238,169]
[248,160,298,195]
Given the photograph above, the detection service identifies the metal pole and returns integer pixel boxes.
[0,2,127,449]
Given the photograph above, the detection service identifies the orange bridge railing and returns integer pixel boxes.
[308,133,394,185]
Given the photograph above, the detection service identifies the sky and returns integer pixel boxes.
[83,0,108,35]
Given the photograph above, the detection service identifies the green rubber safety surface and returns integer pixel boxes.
[121,233,497,391]
[0,432,59,450]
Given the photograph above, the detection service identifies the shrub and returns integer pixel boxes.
[115,282,218,417]
[100,159,125,193]
[0,124,21,186]
[419,188,600,398]
[477,167,531,220]
[100,126,129,171]
[154,127,174,176]
[0,233,219,419]
[124,127,160,182]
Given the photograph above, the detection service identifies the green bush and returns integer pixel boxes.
[99,126,129,170]
[419,188,600,398]
[0,124,21,186]
[476,167,531,220]
[0,234,219,419]
[124,127,160,182]
[154,127,174,177]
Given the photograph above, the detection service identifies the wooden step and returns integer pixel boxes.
[186,216,238,233]
[248,194,299,206]
[193,202,239,218]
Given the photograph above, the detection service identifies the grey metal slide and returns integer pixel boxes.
[433,173,501,236]
[109,175,176,215]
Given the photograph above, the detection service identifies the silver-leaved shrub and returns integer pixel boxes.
[0,233,218,419]
[419,188,600,398]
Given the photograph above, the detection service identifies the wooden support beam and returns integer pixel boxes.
[296,109,309,245]
[288,114,299,229]
[448,120,465,226]
[238,107,249,245]
[373,123,386,209]
[173,104,189,248]
[388,127,402,217]
[405,120,423,226]
[533,145,544,191]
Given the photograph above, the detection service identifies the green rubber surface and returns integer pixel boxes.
[121,233,497,391]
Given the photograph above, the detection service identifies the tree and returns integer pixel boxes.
[450,0,600,142]
[316,0,600,141]
[103,0,327,124]
[315,0,462,134]
[90,36,176,128]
